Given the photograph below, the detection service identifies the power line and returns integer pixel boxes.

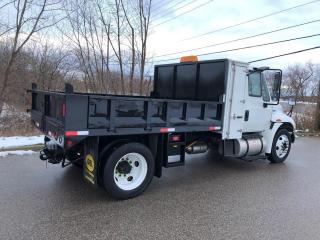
[152,18,320,58]
[152,0,192,19]
[181,0,320,41]
[153,0,199,21]
[151,0,176,10]
[249,45,320,63]
[151,0,183,17]
[152,0,214,27]
[151,33,320,63]
[198,33,320,57]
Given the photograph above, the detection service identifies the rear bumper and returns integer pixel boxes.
[39,136,65,163]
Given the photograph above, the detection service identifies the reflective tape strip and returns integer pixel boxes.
[160,128,175,133]
[209,126,221,131]
[77,131,89,135]
[65,131,89,136]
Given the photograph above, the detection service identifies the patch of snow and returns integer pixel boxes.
[0,150,35,157]
[0,135,44,149]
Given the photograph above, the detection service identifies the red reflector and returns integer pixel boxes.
[65,131,78,136]
[160,128,167,133]
[66,140,73,146]
[62,103,66,117]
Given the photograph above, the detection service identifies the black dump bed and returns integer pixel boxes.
[30,59,227,137]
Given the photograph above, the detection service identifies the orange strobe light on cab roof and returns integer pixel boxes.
[180,55,198,63]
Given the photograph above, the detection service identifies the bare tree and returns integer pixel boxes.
[58,0,153,95]
[0,0,63,114]
[137,0,152,95]
[312,64,320,130]
[283,62,314,103]
[31,40,69,91]
[121,0,135,95]
[0,1,14,37]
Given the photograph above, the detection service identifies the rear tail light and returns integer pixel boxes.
[170,134,182,142]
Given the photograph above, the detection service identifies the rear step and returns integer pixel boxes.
[163,134,209,167]
[163,133,186,168]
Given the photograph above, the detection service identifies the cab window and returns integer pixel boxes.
[248,72,262,97]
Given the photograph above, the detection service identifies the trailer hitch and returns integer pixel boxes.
[39,147,63,164]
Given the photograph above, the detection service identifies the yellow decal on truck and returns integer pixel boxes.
[85,154,95,172]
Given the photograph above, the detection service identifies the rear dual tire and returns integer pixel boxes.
[102,143,154,200]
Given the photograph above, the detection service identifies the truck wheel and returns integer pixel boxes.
[268,129,291,163]
[102,142,154,199]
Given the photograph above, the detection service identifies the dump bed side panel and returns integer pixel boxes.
[86,96,222,134]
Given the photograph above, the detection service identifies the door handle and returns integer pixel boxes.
[244,110,249,121]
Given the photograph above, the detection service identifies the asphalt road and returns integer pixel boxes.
[1,137,320,240]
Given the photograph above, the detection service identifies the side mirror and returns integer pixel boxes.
[273,72,281,90]
[271,72,281,100]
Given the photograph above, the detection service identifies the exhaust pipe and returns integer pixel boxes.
[185,141,208,154]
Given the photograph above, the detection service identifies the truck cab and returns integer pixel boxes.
[221,60,295,161]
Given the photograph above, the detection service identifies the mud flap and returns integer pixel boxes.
[83,137,99,187]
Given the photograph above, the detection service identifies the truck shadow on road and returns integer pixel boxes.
[56,151,289,203]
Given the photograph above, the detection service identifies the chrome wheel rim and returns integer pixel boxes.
[113,153,147,191]
[275,134,289,158]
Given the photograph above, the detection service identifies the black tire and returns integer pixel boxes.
[102,142,154,200]
[268,129,291,163]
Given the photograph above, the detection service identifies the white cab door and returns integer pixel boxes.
[242,71,272,133]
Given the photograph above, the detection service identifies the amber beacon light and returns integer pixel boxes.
[180,55,198,63]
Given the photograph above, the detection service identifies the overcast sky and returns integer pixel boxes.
[147,0,320,69]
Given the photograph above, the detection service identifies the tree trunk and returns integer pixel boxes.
[0,52,17,115]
